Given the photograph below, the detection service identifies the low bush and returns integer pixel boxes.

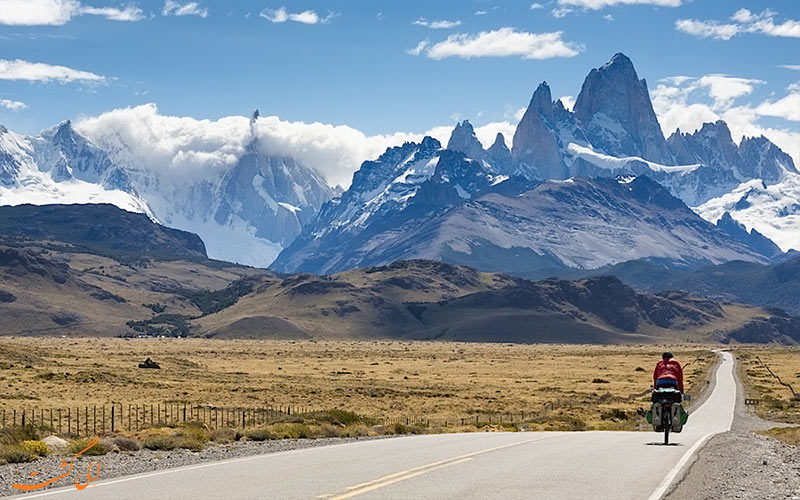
[245,428,272,441]
[142,434,178,451]
[320,424,341,438]
[210,428,241,443]
[112,436,141,451]
[174,435,205,452]
[20,440,50,457]
[339,425,370,438]
[0,445,38,463]
[761,426,800,446]
[67,438,108,456]
[269,423,303,439]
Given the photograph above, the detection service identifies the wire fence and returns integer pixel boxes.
[0,402,578,437]
[0,403,326,437]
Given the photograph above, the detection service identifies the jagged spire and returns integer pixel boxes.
[447,120,485,159]
[249,109,260,140]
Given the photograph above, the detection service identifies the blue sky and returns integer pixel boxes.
[0,0,798,185]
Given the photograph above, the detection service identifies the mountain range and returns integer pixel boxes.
[0,52,798,277]
[0,115,334,268]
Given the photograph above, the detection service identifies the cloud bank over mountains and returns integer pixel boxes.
[74,104,515,189]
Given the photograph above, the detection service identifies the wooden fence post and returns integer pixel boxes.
[111,405,115,433]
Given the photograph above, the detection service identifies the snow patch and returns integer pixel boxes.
[695,174,800,252]
[567,143,701,175]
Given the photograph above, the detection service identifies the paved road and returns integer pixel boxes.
[12,352,736,500]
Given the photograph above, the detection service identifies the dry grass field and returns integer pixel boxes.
[735,347,800,424]
[0,338,714,431]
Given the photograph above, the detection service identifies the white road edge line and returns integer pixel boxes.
[12,434,553,499]
[646,351,736,500]
[645,432,714,500]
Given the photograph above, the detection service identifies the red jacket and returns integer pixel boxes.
[654,359,684,392]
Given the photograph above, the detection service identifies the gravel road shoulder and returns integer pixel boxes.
[0,435,398,497]
[665,353,800,500]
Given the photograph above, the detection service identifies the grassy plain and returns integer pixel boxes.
[735,347,800,424]
[0,338,715,431]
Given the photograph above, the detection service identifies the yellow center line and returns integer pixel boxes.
[329,458,473,500]
[316,435,555,500]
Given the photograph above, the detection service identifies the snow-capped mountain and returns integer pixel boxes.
[507,53,797,207]
[2,52,796,270]
[0,124,150,214]
[0,112,335,267]
[697,174,800,254]
[273,52,797,274]
[273,173,769,275]
[271,135,532,273]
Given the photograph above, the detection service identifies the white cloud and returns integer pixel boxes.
[406,40,429,56]
[0,0,144,25]
[0,0,77,25]
[558,0,681,8]
[0,59,105,83]
[695,75,764,110]
[674,19,739,40]
[413,28,582,60]
[474,121,517,149]
[677,9,800,40]
[72,104,524,190]
[259,6,333,24]
[530,3,544,9]
[413,18,461,29]
[475,10,487,16]
[779,65,800,71]
[0,99,27,111]
[162,1,208,18]
[755,91,800,122]
[74,103,430,188]
[603,14,614,22]
[551,7,573,18]
[559,95,575,110]
[80,5,144,21]
[651,75,800,169]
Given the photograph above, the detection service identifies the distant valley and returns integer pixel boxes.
[0,203,797,345]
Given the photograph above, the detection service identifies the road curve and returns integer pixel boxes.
[11,352,736,500]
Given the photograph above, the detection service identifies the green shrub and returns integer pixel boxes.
[174,423,209,444]
[339,425,370,438]
[320,424,341,438]
[112,436,141,451]
[174,435,205,452]
[269,424,299,440]
[67,438,108,456]
[0,445,38,463]
[245,428,272,441]
[325,409,362,426]
[20,440,50,457]
[387,423,409,435]
[210,428,241,443]
[142,435,178,451]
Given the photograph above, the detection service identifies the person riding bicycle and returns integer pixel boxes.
[653,351,684,393]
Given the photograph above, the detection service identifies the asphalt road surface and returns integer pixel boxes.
[12,352,736,500]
